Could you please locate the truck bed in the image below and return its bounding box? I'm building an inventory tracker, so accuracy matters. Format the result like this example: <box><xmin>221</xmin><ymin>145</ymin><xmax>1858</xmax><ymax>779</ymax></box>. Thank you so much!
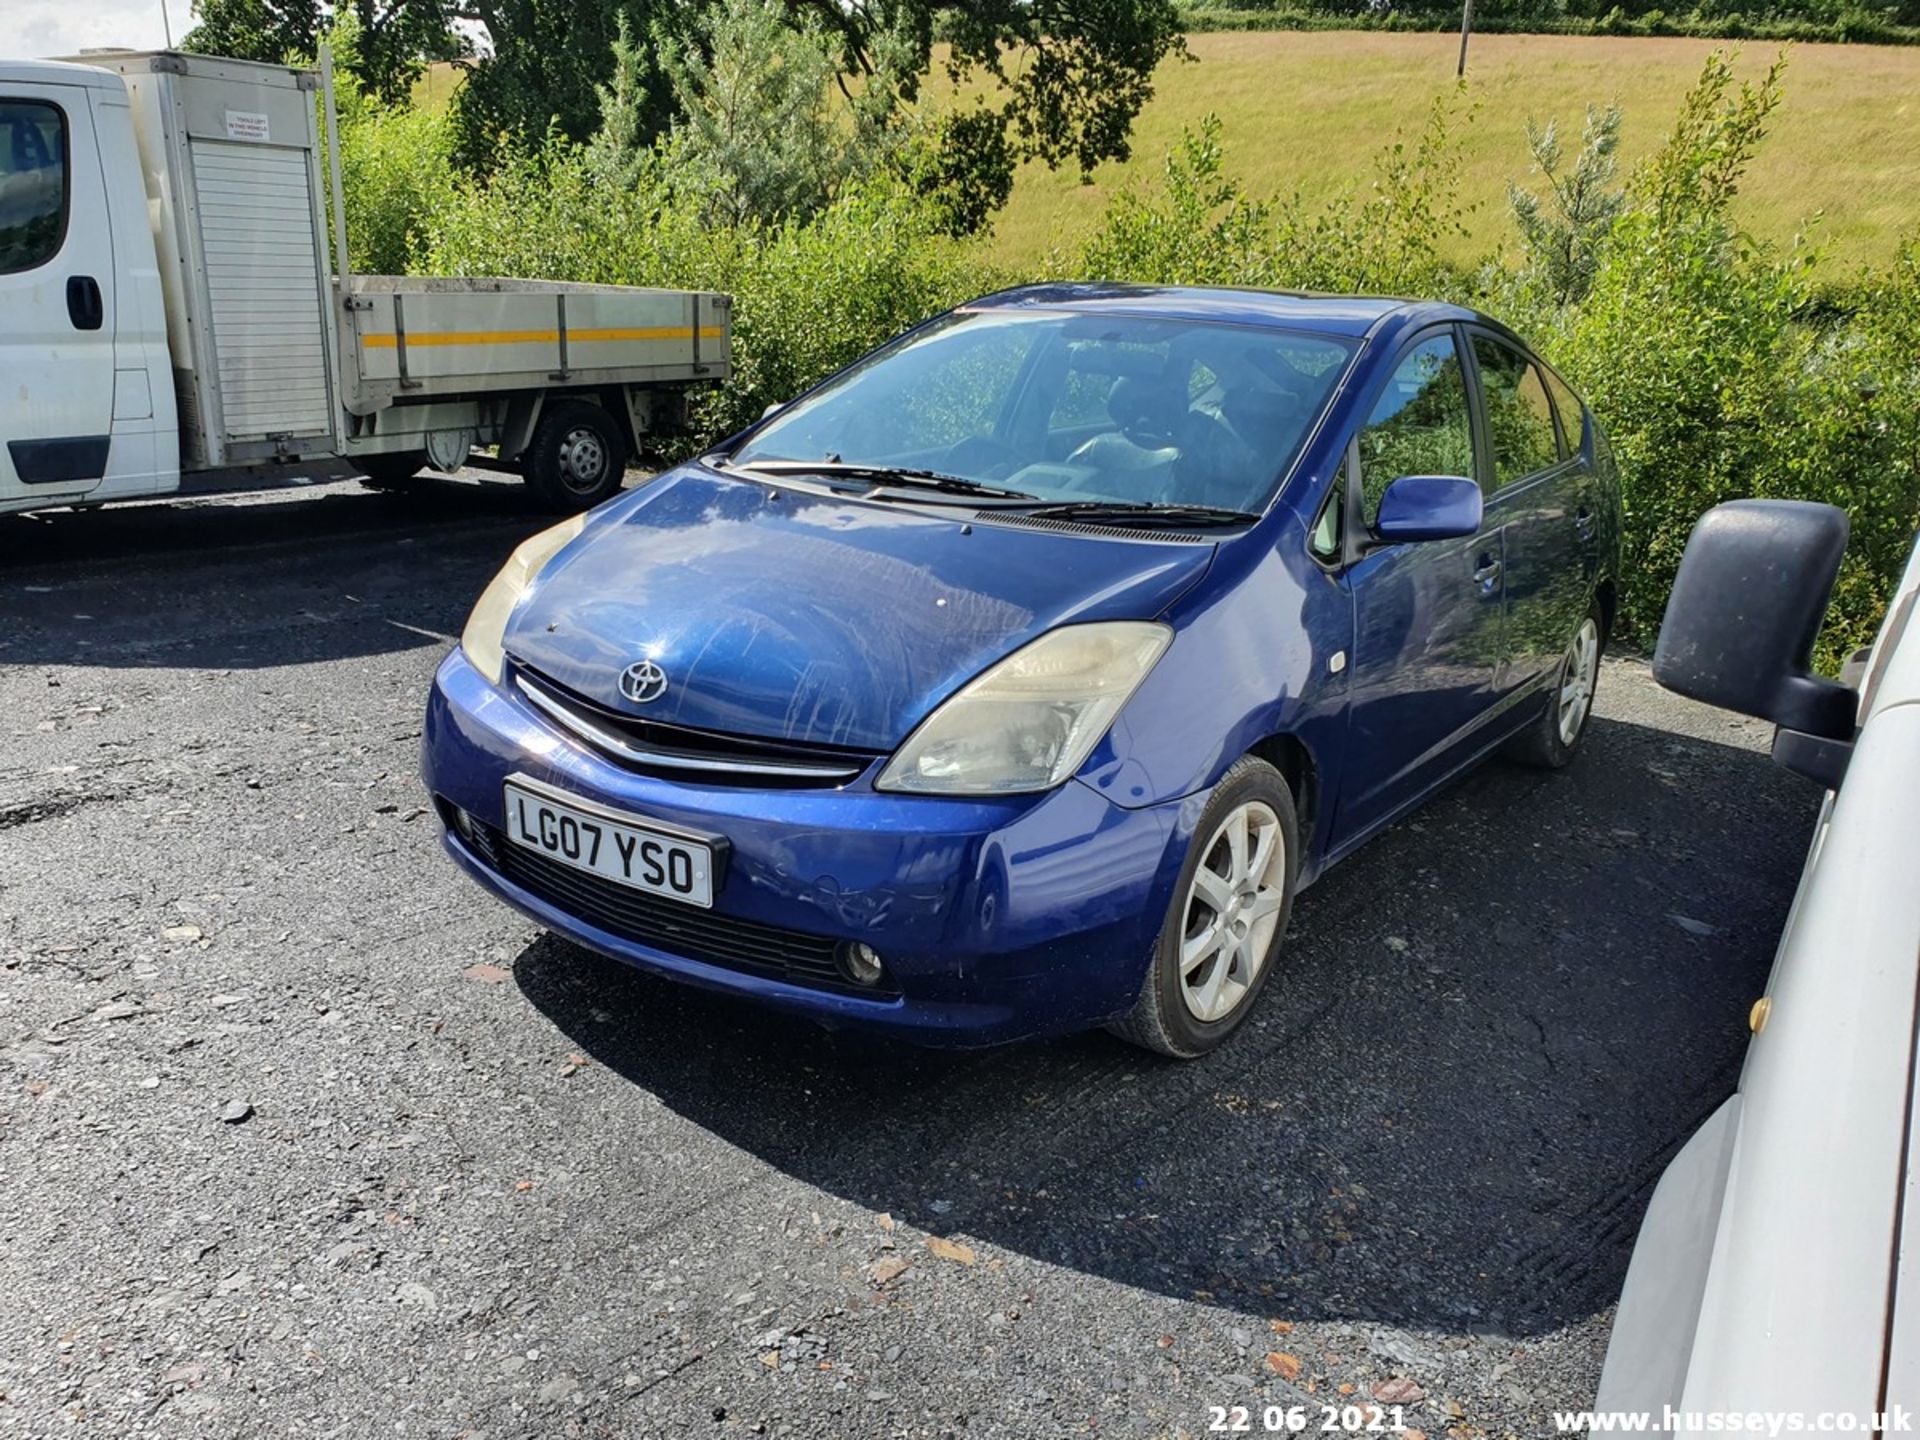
<box><xmin>337</xmin><ymin>276</ymin><xmax>730</xmax><ymax>416</ymax></box>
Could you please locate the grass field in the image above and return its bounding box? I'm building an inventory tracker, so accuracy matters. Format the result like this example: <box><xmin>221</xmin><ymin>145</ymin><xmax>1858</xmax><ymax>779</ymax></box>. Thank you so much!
<box><xmin>966</xmin><ymin>32</ymin><xmax>1920</xmax><ymax>274</ymax></box>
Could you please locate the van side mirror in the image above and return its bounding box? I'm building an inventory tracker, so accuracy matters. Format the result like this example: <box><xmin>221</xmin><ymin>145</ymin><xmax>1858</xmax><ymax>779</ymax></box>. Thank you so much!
<box><xmin>1653</xmin><ymin>499</ymin><xmax>1857</xmax><ymax>787</ymax></box>
<box><xmin>1373</xmin><ymin>475</ymin><xmax>1483</xmax><ymax>544</ymax></box>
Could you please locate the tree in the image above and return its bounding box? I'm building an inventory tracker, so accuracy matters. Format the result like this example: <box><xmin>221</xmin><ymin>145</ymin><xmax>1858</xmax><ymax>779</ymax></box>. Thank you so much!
<box><xmin>650</xmin><ymin>0</ymin><xmax>848</xmax><ymax>226</ymax></box>
<box><xmin>342</xmin><ymin>0</ymin><xmax>461</xmax><ymax>104</ymax></box>
<box><xmin>449</xmin><ymin>0</ymin><xmax>667</xmax><ymax>170</ymax></box>
<box><xmin>451</xmin><ymin>0</ymin><xmax>1185</xmax><ymax>213</ymax></box>
<box><xmin>183</xmin><ymin>0</ymin><xmax>322</xmax><ymax>63</ymax></box>
<box><xmin>588</xmin><ymin>13</ymin><xmax>673</xmax><ymax>191</ymax></box>
<box><xmin>1507</xmin><ymin>104</ymin><xmax>1625</xmax><ymax>306</ymax></box>
<box><xmin>183</xmin><ymin>0</ymin><xmax>457</xmax><ymax>106</ymax></box>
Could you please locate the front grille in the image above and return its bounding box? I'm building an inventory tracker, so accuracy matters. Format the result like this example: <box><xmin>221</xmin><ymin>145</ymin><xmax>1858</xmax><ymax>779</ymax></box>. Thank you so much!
<box><xmin>459</xmin><ymin>813</ymin><xmax>897</xmax><ymax>998</ymax></box>
<box><xmin>512</xmin><ymin>667</ymin><xmax>879</xmax><ymax>789</ymax></box>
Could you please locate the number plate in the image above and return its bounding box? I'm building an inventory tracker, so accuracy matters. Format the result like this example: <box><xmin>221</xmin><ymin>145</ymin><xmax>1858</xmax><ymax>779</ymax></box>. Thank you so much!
<box><xmin>502</xmin><ymin>780</ymin><xmax>715</xmax><ymax>908</ymax></box>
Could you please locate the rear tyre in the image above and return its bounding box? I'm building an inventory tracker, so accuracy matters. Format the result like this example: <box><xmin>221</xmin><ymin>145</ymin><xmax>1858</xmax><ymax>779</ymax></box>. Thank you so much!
<box><xmin>359</xmin><ymin>452</ymin><xmax>426</xmax><ymax>490</ymax></box>
<box><xmin>1504</xmin><ymin>601</ymin><xmax>1604</xmax><ymax>769</ymax></box>
<box><xmin>523</xmin><ymin>401</ymin><xmax>628</xmax><ymax>512</ymax></box>
<box><xmin>1109</xmin><ymin>755</ymin><xmax>1299</xmax><ymax>1059</ymax></box>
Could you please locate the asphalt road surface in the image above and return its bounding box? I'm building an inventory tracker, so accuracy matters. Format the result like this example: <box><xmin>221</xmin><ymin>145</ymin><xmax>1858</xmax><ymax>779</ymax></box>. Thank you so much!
<box><xmin>0</xmin><ymin>476</ymin><xmax>1821</xmax><ymax>1438</ymax></box>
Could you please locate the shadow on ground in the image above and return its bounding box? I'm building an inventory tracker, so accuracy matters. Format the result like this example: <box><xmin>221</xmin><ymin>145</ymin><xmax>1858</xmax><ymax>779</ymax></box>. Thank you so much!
<box><xmin>0</xmin><ymin>477</ymin><xmax>549</xmax><ymax>670</ymax></box>
<box><xmin>516</xmin><ymin>710</ymin><xmax>1815</xmax><ymax>1337</ymax></box>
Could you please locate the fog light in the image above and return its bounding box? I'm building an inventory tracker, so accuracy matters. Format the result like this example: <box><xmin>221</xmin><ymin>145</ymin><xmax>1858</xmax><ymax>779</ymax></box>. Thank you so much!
<box><xmin>836</xmin><ymin>941</ymin><xmax>886</xmax><ymax>988</ymax></box>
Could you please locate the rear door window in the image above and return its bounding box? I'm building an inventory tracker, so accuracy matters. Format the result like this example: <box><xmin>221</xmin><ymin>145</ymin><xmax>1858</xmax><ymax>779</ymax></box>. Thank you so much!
<box><xmin>1471</xmin><ymin>336</ymin><xmax>1562</xmax><ymax>488</ymax></box>
<box><xmin>0</xmin><ymin>100</ymin><xmax>68</xmax><ymax>273</ymax></box>
<box><xmin>1357</xmin><ymin>332</ymin><xmax>1478</xmax><ymax>526</ymax></box>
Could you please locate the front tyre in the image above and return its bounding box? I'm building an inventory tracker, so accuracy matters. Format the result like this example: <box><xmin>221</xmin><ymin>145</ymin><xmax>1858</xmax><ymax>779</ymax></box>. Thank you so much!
<box><xmin>523</xmin><ymin>400</ymin><xmax>629</xmax><ymax>512</ymax></box>
<box><xmin>1110</xmin><ymin>755</ymin><xmax>1299</xmax><ymax>1059</ymax></box>
<box><xmin>1505</xmin><ymin>602</ymin><xmax>1603</xmax><ymax>769</ymax></box>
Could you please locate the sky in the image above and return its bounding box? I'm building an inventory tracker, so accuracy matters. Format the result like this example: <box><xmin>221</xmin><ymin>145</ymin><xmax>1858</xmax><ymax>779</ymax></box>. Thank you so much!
<box><xmin>2</xmin><ymin>0</ymin><xmax>178</xmax><ymax>60</ymax></box>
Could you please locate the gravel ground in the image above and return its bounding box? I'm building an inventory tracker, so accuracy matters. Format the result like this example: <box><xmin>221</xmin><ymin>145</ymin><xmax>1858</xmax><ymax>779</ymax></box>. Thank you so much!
<box><xmin>0</xmin><ymin>475</ymin><xmax>1820</xmax><ymax>1439</ymax></box>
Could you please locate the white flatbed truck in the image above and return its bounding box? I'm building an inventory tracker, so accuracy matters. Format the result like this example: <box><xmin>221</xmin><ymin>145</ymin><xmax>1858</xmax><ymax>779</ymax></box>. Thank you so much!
<box><xmin>0</xmin><ymin>49</ymin><xmax>731</xmax><ymax>516</ymax></box>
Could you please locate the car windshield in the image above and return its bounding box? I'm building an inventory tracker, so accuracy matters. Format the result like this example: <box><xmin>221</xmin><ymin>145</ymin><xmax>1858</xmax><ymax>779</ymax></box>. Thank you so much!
<box><xmin>731</xmin><ymin>309</ymin><xmax>1357</xmax><ymax>515</ymax></box>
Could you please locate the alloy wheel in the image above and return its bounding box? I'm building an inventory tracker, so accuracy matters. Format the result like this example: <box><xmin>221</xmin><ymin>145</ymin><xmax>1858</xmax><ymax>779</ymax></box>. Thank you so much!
<box><xmin>1178</xmin><ymin>800</ymin><xmax>1287</xmax><ymax>1023</ymax></box>
<box><xmin>1558</xmin><ymin>616</ymin><xmax>1601</xmax><ymax>746</ymax></box>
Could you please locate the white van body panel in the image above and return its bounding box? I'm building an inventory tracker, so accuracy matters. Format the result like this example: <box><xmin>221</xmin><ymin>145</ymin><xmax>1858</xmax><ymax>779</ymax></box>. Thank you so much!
<box><xmin>1597</xmin><ymin>535</ymin><xmax>1920</xmax><ymax>1431</ymax></box>
<box><xmin>90</xmin><ymin>82</ymin><xmax>176</xmax><ymax>498</ymax></box>
<box><xmin>0</xmin><ymin>72</ymin><xmax>118</xmax><ymax>506</ymax></box>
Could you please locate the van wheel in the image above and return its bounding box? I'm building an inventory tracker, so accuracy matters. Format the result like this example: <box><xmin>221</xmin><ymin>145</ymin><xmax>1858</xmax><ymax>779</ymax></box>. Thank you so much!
<box><xmin>1109</xmin><ymin>755</ymin><xmax>1299</xmax><ymax>1059</ymax></box>
<box><xmin>1505</xmin><ymin>603</ymin><xmax>1604</xmax><ymax>768</ymax></box>
<box><xmin>524</xmin><ymin>401</ymin><xmax>628</xmax><ymax>512</ymax></box>
<box><xmin>359</xmin><ymin>452</ymin><xmax>425</xmax><ymax>490</ymax></box>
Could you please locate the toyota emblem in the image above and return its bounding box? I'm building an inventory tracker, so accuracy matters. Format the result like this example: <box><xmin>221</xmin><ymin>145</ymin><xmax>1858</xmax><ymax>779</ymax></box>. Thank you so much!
<box><xmin>619</xmin><ymin>659</ymin><xmax>668</xmax><ymax>705</ymax></box>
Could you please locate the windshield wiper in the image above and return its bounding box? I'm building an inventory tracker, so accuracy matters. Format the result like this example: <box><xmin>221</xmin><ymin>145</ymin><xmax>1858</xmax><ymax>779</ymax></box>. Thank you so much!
<box><xmin>728</xmin><ymin>459</ymin><xmax>1036</xmax><ymax>502</ymax></box>
<box><xmin>1015</xmin><ymin>500</ymin><xmax>1260</xmax><ymax>528</ymax></box>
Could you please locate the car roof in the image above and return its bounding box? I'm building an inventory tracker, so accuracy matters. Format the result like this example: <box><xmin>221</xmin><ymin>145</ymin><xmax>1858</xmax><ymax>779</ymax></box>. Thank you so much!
<box><xmin>963</xmin><ymin>282</ymin><xmax>1479</xmax><ymax>340</ymax></box>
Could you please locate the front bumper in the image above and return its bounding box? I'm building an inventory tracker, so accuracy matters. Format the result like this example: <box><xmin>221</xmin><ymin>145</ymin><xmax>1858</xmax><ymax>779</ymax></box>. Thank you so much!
<box><xmin>421</xmin><ymin>648</ymin><xmax>1201</xmax><ymax>1045</ymax></box>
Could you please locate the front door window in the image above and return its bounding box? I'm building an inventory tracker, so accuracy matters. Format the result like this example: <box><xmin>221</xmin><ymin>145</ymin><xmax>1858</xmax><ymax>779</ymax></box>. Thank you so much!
<box><xmin>1357</xmin><ymin>333</ymin><xmax>1478</xmax><ymax>526</ymax></box>
<box><xmin>0</xmin><ymin>100</ymin><xmax>68</xmax><ymax>274</ymax></box>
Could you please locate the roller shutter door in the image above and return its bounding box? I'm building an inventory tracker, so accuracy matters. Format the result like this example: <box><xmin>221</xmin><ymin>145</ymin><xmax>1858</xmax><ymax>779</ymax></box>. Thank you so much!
<box><xmin>190</xmin><ymin>141</ymin><xmax>332</xmax><ymax>443</ymax></box>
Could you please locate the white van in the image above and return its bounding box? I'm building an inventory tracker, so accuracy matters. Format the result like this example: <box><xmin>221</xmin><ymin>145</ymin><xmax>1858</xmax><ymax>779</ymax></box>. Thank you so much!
<box><xmin>0</xmin><ymin>50</ymin><xmax>730</xmax><ymax>515</ymax></box>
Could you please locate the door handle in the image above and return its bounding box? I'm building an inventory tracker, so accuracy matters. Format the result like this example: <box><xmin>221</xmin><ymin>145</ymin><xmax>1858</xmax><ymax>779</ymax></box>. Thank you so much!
<box><xmin>66</xmin><ymin>275</ymin><xmax>104</xmax><ymax>332</ymax></box>
<box><xmin>1573</xmin><ymin>507</ymin><xmax>1597</xmax><ymax>540</ymax></box>
<box><xmin>1472</xmin><ymin>555</ymin><xmax>1502</xmax><ymax>584</ymax></box>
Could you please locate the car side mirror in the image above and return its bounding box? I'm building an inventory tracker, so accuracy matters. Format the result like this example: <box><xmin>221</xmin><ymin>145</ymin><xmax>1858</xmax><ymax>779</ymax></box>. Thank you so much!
<box><xmin>1653</xmin><ymin>499</ymin><xmax>1857</xmax><ymax>787</ymax></box>
<box><xmin>1373</xmin><ymin>476</ymin><xmax>1483</xmax><ymax>544</ymax></box>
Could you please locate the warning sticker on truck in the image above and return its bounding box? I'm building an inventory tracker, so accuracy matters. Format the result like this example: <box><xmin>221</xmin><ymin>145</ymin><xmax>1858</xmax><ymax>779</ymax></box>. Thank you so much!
<box><xmin>224</xmin><ymin>110</ymin><xmax>270</xmax><ymax>142</ymax></box>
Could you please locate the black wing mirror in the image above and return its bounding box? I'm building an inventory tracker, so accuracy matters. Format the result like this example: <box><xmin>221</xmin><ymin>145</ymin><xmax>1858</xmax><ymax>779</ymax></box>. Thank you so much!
<box><xmin>1653</xmin><ymin>499</ymin><xmax>1856</xmax><ymax>787</ymax></box>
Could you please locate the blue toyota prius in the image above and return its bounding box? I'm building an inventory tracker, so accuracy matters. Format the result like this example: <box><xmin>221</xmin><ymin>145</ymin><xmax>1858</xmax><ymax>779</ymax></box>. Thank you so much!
<box><xmin>422</xmin><ymin>284</ymin><xmax>1620</xmax><ymax>1056</ymax></box>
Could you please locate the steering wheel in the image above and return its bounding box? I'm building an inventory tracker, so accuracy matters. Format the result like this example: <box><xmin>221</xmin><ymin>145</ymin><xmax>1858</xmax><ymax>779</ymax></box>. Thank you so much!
<box><xmin>1101</xmin><ymin>377</ymin><xmax>1182</xmax><ymax>452</ymax></box>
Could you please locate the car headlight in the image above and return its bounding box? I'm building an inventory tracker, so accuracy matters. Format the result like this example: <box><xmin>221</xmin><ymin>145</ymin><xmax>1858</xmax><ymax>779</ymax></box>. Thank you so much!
<box><xmin>875</xmin><ymin>622</ymin><xmax>1173</xmax><ymax>795</ymax></box>
<box><xmin>459</xmin><ymin>514</ymin><xmax>588</xmax><ymax>683</ymax></box>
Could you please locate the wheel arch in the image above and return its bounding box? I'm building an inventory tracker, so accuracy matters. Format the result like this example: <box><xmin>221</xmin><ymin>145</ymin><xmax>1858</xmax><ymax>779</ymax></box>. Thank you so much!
<box><xmin>500</xmin><ymin>390</ymin><xmax>627</xmax><ymax>466</ymax></box>
<box><xmin>1245</xmin><ymin>731</ymin><xmax>1320</xmax><ymax>853</ymax></box>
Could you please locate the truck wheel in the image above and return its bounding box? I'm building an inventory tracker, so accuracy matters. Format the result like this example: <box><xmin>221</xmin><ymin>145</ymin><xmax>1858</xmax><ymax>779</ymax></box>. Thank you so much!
<box><xmin>359</xmin><ymin>452</ymin><xmax>426</xmax><ymax>490</ymax></box>
<box><xmin>524</xmin><ymin>401</ymin><xmax>628</xmax><ymax>512</ymax></box>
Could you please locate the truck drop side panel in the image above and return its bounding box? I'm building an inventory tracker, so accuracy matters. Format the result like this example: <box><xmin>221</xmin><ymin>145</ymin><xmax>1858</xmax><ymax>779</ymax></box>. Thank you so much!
<box><xmin>339</xmin><ymin>277</ymin><xmax>730</xmax><ymax>412</ymax></box>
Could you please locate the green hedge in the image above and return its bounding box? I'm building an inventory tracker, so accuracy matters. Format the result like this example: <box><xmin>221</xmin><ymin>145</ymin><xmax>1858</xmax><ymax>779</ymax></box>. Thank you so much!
<box><xmin>1179</xmin><ymin>3</ymin><xmax>1920</xmax><ymax>42</ymax></box>
<box><xmin>1060</xmin><ymin>64</ymin><xmax>1920</xmax><ymax>665</ymax></box>
<box><xmin>413</xmin><ymin>146</ymin><xmax>1004</xmax><ymax>445</ymax></box>
<box><xmin>350</xmin><ymin>53</ymin><xmax>1918</xmax><ymax>665</ymax></box>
